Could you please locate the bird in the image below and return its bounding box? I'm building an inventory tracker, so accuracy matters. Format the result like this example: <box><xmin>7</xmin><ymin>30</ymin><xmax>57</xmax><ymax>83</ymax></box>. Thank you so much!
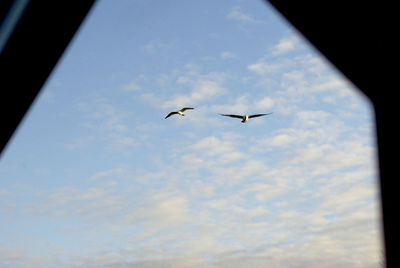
<box><xmin>219</xmin><ymin>112</ymin><xmax>272</xmax><ymax>123</ymax></box>
<box><xmin>165</xmin><ymin>107</ymin><xmax>194</xmax><ymax>119</ymax></box>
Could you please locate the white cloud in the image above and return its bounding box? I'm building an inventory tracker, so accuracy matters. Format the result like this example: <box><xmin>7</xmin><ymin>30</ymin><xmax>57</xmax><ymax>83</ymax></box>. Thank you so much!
<box><xmin>190</xmin><ymin>182</ymin><xmax>216</xmax><ymax>198</ymax></box>
<box><xmin>227</xmin><ymin>6</ymin><xmax>262</xmax><ymax>24</ymax></box>
<box><xmin>272</xmin><ymin>36</ymin><xmax>299</xmax><ymax>55</ymax></box>
<box><xmin>143</xmin><ymin>39</ymin><xmax>173</xmax><ymax>54</ymax></box>
<box><xmin>2</xmin><ymin>125</ymin><xmax>381</xmax><ymax>266</ymax></box>
<box><xmin>0</xmin><ymin>247</ymin><xmax>40</xmax><ymax>267</ymax></box>
<box><xmin>282</xmin><ymin>69</ymin><xmax>305</xmax><ymax>82</ymax></box>
<box><xmin>220</xmin><ymin>51</ymin><xmax>236</xmax><ymax>59</ymax></box>
<box><xmin>270</xmin><ymin>133</ymin><xmax>296</xmax><ymax>147</ymax></box>
<box><xmin>210</xmin><ymin>95</ymin><xmax>250</xmax><ymax>115</ymax></box>
<box><xmin>107</xmin><ymin>133</ymin><xmax>138</xmax><ymax>151</ymax></box>
<box><xmin>64</xmin><ymin>136</ymin><xmax>95</xmax><ymax>150</ymax></box>
<box><xmin>254</xmin><ymin>96</ymin><xmax>274</xmax><ymax>110</ymax></box>
<box><xmin>136</xmin><ymin>68</ymin><xmax>227</xmax><ymax>115</ymax></box>
<box><xmin>186</xmin><ymin>134</ymin><xmax>245</xmax><ymax>164</ymax></box>
<box><xmin>295</xmin><ymin>110</ymin><xmax>331</xmax><ymax>127</ymax></box>
<box><xmin>248</xmin><ymin>58</ymin><xmax>294</xmax><ymax>75</ymax></box>
<box><xmin>247</xmin><ymin>42</ymin><xmax>361</xmax><ymax>112</ymax></box>
<box><xmin>163</xmin><ymin>71</ymin><xmax>226</xmax><ymax>109</ymax></box>
<box><xmin>242</xmin><ymin>178</ymin><xmax>288</xmax><ymax>201</ymax></box>
<box><xmin>139</xmin><ymin>92</ymin><xmax>160</xmax><ymax>107</ymax></box>
<box><xmin>121</xmin><ymin>81</ymin><xmax>141</xmax><ymax>92</ymax></box>
<box><xmin>18</xmin><ymin>186</ymin><xmax>127</xmax><ymax>220</ymax></box>
<box><xmin>0</xmin><ymin>189</ymin><xmax>11</xmax><ymax>197</ymax></box>
<box><xmin>88</xmin><ymin>166</ymin><xmax>127</xmax><ymax>181</ymax></box>
<box><xmin>71</xmin><ymin>97</ymin><xmax>141</xmax><ymax>153</ymax></box>
<box><xmin>125</xmin><ymin>191</ymin><xmax>190</xmax><ymax>227</ymax></box>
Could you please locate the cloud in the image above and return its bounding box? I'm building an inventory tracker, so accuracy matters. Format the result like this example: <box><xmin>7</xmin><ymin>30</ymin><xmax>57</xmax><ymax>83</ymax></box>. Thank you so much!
<box><xmin>121</xmin><ymin>81</ymin><xmax>141</xmax><ymax>92</ymax></box>
<box><xmin>70</xmin><ymin>97</ymin><xmax>141</xmax><ymax>153</ymax></box>
<box><xmin>107</xmin><ymin>133</ymin><xmax>138</xmax><ymax>151</ymax></box>
<box><xmin>16</xmin><ymin>185</ymin><xmax>129</xmax><ymax>221</ymax></box>
<box><xmin>163</xmin><ymin>71</ymin><xmax>226</xmax><ymax>109</ymax></box>
<box><xmin>272</xmin><ymin>36</ymin><xmax>299</xmax><ymax>55</ymax></box>
<box><xmin>295</xmin><ymin>110</ymin><xmax>331</xmax><ymax>127</ymax></box>
<box><xmin>0</xmin><ymin>189</ymin><xmax>10</xmax><ymax>197</ymax></box>
<box><xmin>64</xmin><ymin>136</ymin><xmax>95</xmax><ymax>150</ymax></box>
<box><xmin>220</xmin><ymin>51</ymin><xmax>236</xmax><ymax>59</ymax></box>
<box><xmin>125</xmin><ymin>191</ymin><xmax>190</xmax><ymax>227</ymax></box>
<box><xmin>143</xmin><ymin>39</ymin><xmax>173</xmax><ymax>54</ymax></box>
<box><xmin>227</xmin><ymin>6</ymin><xmax>262</xmax><ymax>24</ymax></box>
<box><xmin>210</xmin><ymin>95</ymin><xmax>250</xmax><ymax>115</ymax></box>
<box><xmin>1</xmin><ymin>120</ymin><xmax>381</xmax><ymax>267</ymax></box>
<box><xmin>246</xmin><ymin>42</ymin><xmax>366</xmax><ymax>119</ymax></box>
<box><xmin>269</xmin><ymin>133</ymin><xmax>296</xmax><ymax>147</ymax></box>
<box><xmin>88</xmin><ymin>166</ymin><xmax>127</xmax><ymax>181</ymax></box>
<box><xmin>248</xmin><ymin>58</ymin><xmax>295</xmax><ymax>75</ymax></box>
<box><xmin>137</xmin><ymin>68</ymin><xmax>228</xmax><ymax>115</ymax></box>
<box><xmin>185</xmin><ymin>134</ymin><xmax>245</xmax><ymax>165</ymax></box>
<box><xmin>190</xmin><ymin>182</ymin><xmax>216</xmax><ymax>198</ymax></box>
<box><xmin>254</xmin><ymin>96</ymin><xmax>274</xmax><ymax>110</ymax></box>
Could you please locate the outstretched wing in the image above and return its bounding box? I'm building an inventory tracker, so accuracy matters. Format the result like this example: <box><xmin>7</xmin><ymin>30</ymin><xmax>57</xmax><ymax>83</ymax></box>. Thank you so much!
<box><xmin>180</xmin><ymin>107</ymin><xmax>194</xmax><ymax>112</ymax></box>
<box><xmin>248</xmin><ymin>112</ymin><xmax>272</xmax><ymax>118</ymax></box>
<box><xmin>219</xmin><ymin>114</ymin><xmax>244</xmax><ymax>119</ymax></box>
<box><xmin>165</xmin><ymin>111</ymin><xmax>178</xmax><ymax>119</ymax></box>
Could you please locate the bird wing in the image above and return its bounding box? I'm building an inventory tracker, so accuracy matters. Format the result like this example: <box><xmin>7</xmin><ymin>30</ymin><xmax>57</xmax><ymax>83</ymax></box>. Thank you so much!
<box><xmin>219</xmin><ymin>114</ymin><xmax>244</xmax><ymax>119</ymax></box>
<box><xmin>180</xmin><ymin>107</ymin><xmax>194</xmax><ymax>112</ymax></box>
<box><xmin>165</xmin><ymin>111</ymin><xmax>178</xmax><ymax>119</ymax></box>
<box><xmin>248</xmin><ymin>112</ymin><xmax>272</xmax><ymax>118</ymax></box>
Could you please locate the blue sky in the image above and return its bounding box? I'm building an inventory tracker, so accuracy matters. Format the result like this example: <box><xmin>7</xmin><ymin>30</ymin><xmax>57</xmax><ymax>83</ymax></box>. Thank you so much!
<box><xmin>0</xmin><ymin>0</ymin><xmax>383</xmax><ymax>267</ymax></box>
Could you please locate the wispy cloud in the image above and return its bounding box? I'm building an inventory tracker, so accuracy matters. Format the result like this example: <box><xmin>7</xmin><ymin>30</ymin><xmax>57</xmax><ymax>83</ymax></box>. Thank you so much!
<box><xmin>186</xmin><ymin>134</ymin><xmax>246</xmax><ymax>164</ymax></box>
<box><xmin>248</xmin><ymin>58</ymin><xmax>295</xmax><ymax>75</ymax></box>
<box><xmin>125</xmin><ymin>191</ymin><xmax>190</xmax><ymax>227</ymax></box>
<box><xmin>254</xmin><ymin>96</ymin><xmax>274</xmax><ymax>110</ymax></box>
<box><xmin>70</xmin><ymin>97</ymin><xmax>138</xmax><ymax>152</ymax></box>
<box><xmin>64</xmin><ymin>136</ymin><xmax>95</xmax><ymax>150</ymax></box>
<box><xmin>220</xmin><ymin>51</ymin><xmax>236</xmax><ymax>59</ymax></box>
<box><xmin>121</xmin><ymin>81</ymin><xmax>141</xmax><ymax>92</ymax></box>
<box><xmin>139</xmin><ymin>69</ymin><xmax>227</xmax><ymax>114</ymax></box>
<box><xmin>143</xmin><ymin>39</ymin><xmax>174</xmax><ymax>54</ymax></box>
<box><xmin>272</xmin><ymin>35</ymin><xmax>299</xmax><ymax>55</ymax></box>
<box><xmin>227</xmin><ymin>6</ymin><xmax>263</xmax><ymax>24</ymax></box>
<box><xmin>1</xmin><ymin>116</ymin><xmax>380</xmax><ymax>265</ymax></box>
<box><xmin>166</xmin><ymin>72</ymin><xmax>226</xmax><ymax>108</ymax></box>
<box><xmin>88</xmin><ymin>166</ymin><xmax>127</xmax><ymax>181</ymax></box>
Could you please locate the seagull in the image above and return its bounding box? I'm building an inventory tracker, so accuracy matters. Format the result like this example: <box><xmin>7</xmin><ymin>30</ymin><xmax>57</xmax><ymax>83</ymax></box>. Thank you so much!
<box><xmin>165</xmin><ymin>107</ymin><xmax>194</xmax><ymax>119</ymax></box>
<box><xmin>219</xmin><ymin>112</ymin><xmax>272</xmax><ymax>123</ymax></box>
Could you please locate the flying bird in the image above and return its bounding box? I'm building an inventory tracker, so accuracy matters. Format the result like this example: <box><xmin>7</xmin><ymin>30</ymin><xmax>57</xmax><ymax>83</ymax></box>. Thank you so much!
<box><xmin>219</xmin><ymin>112</ymin><xmax>272</xmax><ymax>123</ymax></box>
<box><xmin>165</xmin><ymin>107</ymin><xmax>194</xmax><ymax>119</ymax></box>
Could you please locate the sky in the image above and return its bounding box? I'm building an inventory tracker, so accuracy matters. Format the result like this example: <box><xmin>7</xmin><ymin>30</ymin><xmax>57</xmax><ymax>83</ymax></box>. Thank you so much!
<box><xmin>0</xmin><ymin>0</ymin><xmax>384</xmax><ymax>267</ymax></box>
